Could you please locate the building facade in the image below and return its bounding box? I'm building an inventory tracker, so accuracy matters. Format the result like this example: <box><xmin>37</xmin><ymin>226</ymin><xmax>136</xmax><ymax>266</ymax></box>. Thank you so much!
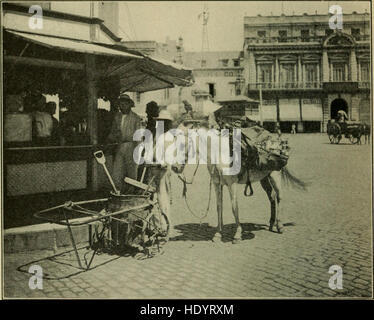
<box><xmin>182</xmin><ymin>51</ymin><xmax>244</xmax><ymax>101</ymax></box>
<box><xmin>243</xmin><ymin>12</ymin><xmax>371</xmax><ymax>132</ymax></box>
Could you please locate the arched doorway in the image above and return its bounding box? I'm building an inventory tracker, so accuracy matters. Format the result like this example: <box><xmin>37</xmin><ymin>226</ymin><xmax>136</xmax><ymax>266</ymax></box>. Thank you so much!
<box><xmin>330</xmin><ymin>98</ymin><xmax>348</xmax><ymax>120</ymax></box>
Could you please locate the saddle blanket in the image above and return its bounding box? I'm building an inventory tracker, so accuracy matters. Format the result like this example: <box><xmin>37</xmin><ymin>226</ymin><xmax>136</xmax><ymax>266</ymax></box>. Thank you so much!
<box><xmin>240</xmin><ymin>126</ymin><xmax>289</xmax><ymax>172</ymax></box>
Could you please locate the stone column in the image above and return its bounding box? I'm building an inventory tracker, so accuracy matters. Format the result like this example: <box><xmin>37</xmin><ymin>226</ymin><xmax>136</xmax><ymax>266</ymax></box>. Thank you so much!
<box><xmin>344</xmin><ymin>64</ymin><xmax>348</xmax><ymax>81</ymax></box>
<box><xmin>322</xmin><ymin>49</ymin><xmax>329</xmax><ymax>82</ymax></box>
<box><xmin>317</xmin><ymin>63</ymin><xmax>320</xmax><ymax>84</ymax></box>
<box><xmin>329</xmin><ymin>62</ymin><xmax>332</xmax><ymax>81</ymax></box>
<box><xmin>248</xmin><ymin>50</ymin><xmax>256</xmax><ymax>85</ymax></box>
<box><xmin>298</xmin><ymin>55</ymin><xmax>302</xmax><ymax>86</ymax></box>
<box><xmin>350</xmin><ymin>49</ymin><xmax>358</xmax><ymax>82</ymax></box>
<box><xmin>358</xmin><ymin>61</ymin><xmax>361</xmax><ymax>81</ymax></box>
<box><xmin>275</xmin><ymin>56</ymin><xmax>279</xmax><ymax>86</ymax></box>
<box><xmin>303</xmin><ymin>64</ymin><xmax>306</xmax><ymax>83</ymax></box>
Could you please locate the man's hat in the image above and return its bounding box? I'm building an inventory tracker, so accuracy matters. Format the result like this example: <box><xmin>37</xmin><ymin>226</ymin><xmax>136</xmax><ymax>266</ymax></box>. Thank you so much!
<box><xmin>156</xmin><ymin>109</ymin><xmax>174</xmax><ymax>121</ymax></box>
<box><xmin>118</xmin><ymin>93</ymin><xmax>133</xmax><ymax>101</ymax></box>
<box><xmin>118</xmin><ymin>93</ymin><xmax>135</xmax><ymax>107</ymax></box>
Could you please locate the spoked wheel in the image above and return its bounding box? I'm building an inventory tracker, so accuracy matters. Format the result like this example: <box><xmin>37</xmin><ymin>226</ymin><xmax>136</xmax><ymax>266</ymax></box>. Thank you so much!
<box><xmin>328</xmin><ymin>134</ymin><xmax>336</xmax><ymax>144</ymax></box>
<box><xmin>349</xmin><ymin>135</ymin><xmax>360</xmax><ymax>144</ymax></box>
<box><xmin>329</xmin><ymin>134</ymin><xmax>341</xmax><ymax>144</ymax></box>
<box><xmin>135</xmin><ymin>211</ymin><xmax>170</xmax><ymax>260</ymax></box>
<box><xmin>335</xmin><ymin>135</ymin><xmax>342</xmax><ymax>144</ymax></box>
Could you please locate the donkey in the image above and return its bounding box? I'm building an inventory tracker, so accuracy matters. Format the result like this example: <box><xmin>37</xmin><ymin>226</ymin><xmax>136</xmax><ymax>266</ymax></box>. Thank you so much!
<box><xmin>173</xmin><ymin>124</ymin><xmax>307</xmax><ymax>243</ymax></box>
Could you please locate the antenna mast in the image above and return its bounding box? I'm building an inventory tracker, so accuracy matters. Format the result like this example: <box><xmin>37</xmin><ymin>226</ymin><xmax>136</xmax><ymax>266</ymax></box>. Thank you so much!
<box><xmin>198</xmin><ymin>3</ymin><xmax>209</xmax><ymax>67</ymax></box>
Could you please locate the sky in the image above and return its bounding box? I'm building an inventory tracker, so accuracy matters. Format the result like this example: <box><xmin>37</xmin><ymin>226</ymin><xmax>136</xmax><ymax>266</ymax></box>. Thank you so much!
<box><xmin>118</xmin><ymin>1</ymin><xmax>371</xmax><ymax>52</ymax></box>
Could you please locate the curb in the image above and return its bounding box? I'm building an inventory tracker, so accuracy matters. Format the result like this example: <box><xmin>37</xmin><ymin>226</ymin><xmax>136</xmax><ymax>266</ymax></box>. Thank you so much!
<box><xmin>4</xmin><ymin>217</ymin><xmax>102</xmax><ymax>253</ymax></box>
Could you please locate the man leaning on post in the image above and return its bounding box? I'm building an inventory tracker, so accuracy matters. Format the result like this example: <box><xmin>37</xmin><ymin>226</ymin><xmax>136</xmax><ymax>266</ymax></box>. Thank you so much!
<box><xmin>107</xmin><ymin>93</ymin><xmax>142</xmax><ymax>194</ymax></box>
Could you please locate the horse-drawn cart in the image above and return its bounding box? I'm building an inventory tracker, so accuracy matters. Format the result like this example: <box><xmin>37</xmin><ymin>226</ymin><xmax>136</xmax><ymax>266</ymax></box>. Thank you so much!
<box><xmin>327</xmin><ymin>121</ymin><xmax>364</xmax><ymax>144</ymax></box>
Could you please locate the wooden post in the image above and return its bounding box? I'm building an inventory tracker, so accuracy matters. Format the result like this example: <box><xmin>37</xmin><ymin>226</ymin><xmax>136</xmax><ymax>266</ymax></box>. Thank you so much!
<box><xmin>86</xmin><ymin>54</ymin><xmax>99</xmax><ymax>191</ymax></box>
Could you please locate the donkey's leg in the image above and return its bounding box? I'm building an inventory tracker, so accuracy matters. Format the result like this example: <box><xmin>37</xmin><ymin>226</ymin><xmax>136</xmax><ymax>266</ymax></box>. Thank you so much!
<box><xmin>157</xmin><ymin>169</ymin><xmax>172</xmax><ymax>234</ymax></box>
<box><xmin>228</xmin><ymin>182</ymin><xmax>242</xmax><ymax>243</ymax></box>
<box><xmin>269</xmin><ymin>171</ymin><xmax>283</xmax><ymax>233</ymax></box>
<box><xmin>260</xmin><ymin>177</ymin><xmax>276</xmax><ymax>232</ymax></box>
<box><xmin>212</xmin><ymin>182</ymin><xmax>223</xmax><ymax>242</ymax></box>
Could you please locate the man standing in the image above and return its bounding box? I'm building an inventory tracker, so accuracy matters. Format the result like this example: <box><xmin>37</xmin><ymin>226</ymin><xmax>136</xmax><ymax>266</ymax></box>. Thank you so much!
<box><xmin>145</xmin><ymin>100</ymin><xmax>159</xmax><ymax>137</ymax></box>
<box><xmin>107</xmin><ymin>93</ymin><xmax>142</xmax><ymax>193</ymax></box>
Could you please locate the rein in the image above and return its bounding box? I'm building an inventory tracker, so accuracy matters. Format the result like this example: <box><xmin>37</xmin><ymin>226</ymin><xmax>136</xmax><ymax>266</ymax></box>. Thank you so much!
<box><xmin>177</xmin><ymin>161</ymin><xmax>212</xmax><ymax>224</ymax></box>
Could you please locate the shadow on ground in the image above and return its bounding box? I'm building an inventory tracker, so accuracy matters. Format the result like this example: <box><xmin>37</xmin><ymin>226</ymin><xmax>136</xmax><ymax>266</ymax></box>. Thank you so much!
<box><xmin>170</xmin><ymin>222</ymin><xmax>272</xmax><ymax>243</ymax></box>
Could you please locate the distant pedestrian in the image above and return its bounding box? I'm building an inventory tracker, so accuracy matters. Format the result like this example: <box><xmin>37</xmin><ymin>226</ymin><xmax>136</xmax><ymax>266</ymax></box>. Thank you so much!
<box><xmin>291</xmin><ymin>123</ymin><xmax>297</xmax><ymax>134</ymax></box>
<box><xmin>275</xmin><ymin>122</ymin><xmax>281</xmax><ymax>138</ymax></box>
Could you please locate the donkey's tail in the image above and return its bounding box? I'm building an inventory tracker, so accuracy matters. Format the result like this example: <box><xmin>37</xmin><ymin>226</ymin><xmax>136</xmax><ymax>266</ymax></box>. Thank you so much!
<box><xmin>281</xmin><ymin>167</ymin><xmax>308</xmax><ymax>191</ymax></box>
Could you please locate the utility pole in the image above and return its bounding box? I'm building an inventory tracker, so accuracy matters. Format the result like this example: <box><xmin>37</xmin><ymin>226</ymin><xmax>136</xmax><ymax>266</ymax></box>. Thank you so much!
<box><xmin>198</xmin><ymin>3</ymin><xmax>209</xmax><ymax>67</ymax></box>
<box><xmin>259</xmin><ymin>84</ymin><xmax>263</xmax><ymax>126</ymax></box>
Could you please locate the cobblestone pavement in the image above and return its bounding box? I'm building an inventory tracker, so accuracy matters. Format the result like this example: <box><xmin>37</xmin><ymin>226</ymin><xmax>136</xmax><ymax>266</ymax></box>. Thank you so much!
<box><xmin>3</xmin><ymin>134</ymin><xmax>373</xmax><ymax>299</ymax></box>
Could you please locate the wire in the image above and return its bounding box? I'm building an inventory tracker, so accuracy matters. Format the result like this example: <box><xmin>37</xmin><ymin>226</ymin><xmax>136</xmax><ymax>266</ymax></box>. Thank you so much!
<box><xmin>118</xmin><ymin>24</ymin><xmax>133</xmax><ymax>41</ymax></box>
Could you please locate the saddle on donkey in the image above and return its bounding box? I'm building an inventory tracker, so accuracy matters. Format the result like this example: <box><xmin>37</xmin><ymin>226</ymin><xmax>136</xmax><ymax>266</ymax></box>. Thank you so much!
<box><xmin>238</xmin><ymin>126</ymin><xmax>290</xmax><ymax>196</ymax></box>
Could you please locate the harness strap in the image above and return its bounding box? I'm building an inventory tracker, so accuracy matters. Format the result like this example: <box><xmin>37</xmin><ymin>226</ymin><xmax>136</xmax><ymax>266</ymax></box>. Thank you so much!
<box><xmin>244</xmin><ymin>167</ymin><xmax>254</xmax><ymax>197</ymax></box>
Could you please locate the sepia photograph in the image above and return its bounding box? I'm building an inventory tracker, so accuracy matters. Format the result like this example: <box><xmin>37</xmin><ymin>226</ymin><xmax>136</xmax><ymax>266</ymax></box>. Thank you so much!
<box><xmin>1</xmin><ymin>0</ymin><xmax>372</xmax><ymax>301</ymax></box>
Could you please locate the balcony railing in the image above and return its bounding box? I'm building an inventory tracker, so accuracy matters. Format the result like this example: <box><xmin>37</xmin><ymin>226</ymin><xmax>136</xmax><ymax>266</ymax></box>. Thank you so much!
<box><xmin>245</xmin><ymin>34</ymin><xmax>370</xmax><ymax>45</ymax></box>
<box><xmin>246</xmin><ymin>36</ymin><xmax>324</xmax><ymax>44</ymax></box>
<box><xmin>358</xmin><ymin>81</ymin><xmax>371</xmax><ymax>89</ymax></box>
<box><xmin>248</xmin><ymin>82</ymin><xmax>322</xmax><ymax>90</ymax></box>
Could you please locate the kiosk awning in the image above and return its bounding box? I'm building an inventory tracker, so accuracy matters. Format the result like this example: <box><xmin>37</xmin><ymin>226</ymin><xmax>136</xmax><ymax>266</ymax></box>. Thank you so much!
<box><xmin>6</xmin><ymin>30</ymin><xmax>142</xmax><ymax>59</ymax></box>
<box><xmin>5</xmin><ymin>29</ymin><xmax>194</xmax><ymax>93</ymax></box>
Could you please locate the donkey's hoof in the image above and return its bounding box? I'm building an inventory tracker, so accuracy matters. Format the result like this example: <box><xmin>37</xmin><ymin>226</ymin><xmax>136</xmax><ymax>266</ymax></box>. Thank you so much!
<box><xmin>212</xmin><ymin>233</ymin><xmax>222</xmax><ymax>243</ymax></box>
<box><xmin>276</xmin><ymin>224</ymin><xmax>284</xmax><ymax>234</ymax></box>
<box><xmin>269</xmin><ymin>225</ymin><xmax>274</xmax><ymax>232</ymax></box>
<box><xmin>277</xmin><ymin>227</ymin><xmax>284</xmax><ymax>234</ymax></box>
<box><xmin>232</xmin><ymin>238</ymin><xmax>241</xmax><ymax>244</ymax></box>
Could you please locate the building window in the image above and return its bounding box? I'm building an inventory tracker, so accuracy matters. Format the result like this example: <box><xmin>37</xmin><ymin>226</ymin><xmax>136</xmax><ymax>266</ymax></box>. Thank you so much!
<box><xmin>360</xmin><ymin>62</ymin><xmax>370</xmax><ymax>81</ymax></box>
<box><xmin>233</xmin><ymin>59</ymin><xmax>240</xmax><ymax>67</ymax></box>
<box><xmin>258</xmin><ymin>64</ymin><xmax>273</xmax><ymax>85</ymax></box>
<box><xmin>220</xmin><ymin>59</ymin><xmax>229</xmax><ymax>67</ymax></box>
<box><xmin>351</xmin><ymin>28</ymin><xmax>361</xmax><ymax>40</ymax></box>
<box><xmin>332</xmin><ymin>63</ymin><xmax>346</xmax><ymax>82</ymax></box>
<box><xmin>257</xmin><ymin>30</ymin><xmax>266</xmax><ymax>38</ymax></box>
<box><xmin>280</xmin><ymin>63</ymin><xmax>295</xmax><ymax>86</ymax></box>
<box><xmin>325</xmin><ymin>29</ymin><xmax>333</xmax><ymax>37</ymax></box>
<box><xmin>136</xmin><ymin>92</ymin><xmax>141</xmax><ymax>103</ymax></box>
<box><xmin>278</xmin><ymin>30</ymin><xmax>287</xmax><ymax>42</ymax></box>
<box><xmin>301</xmin><ymin>29</ymin><xmax>309</xmax><ymax>42</ymax></box>
<box><xmin>208</xmin><ymin>83</ymin><xmax>215</xmax><ymax>98</ymax></box>
<box><xmin>305</xmin><ymin>64</ymin><xmax>318</xmax><ymax>87</ymax></box>
<box><xmin>200</xmin><ymin>60</ymin><xmax>207</xmax><ymax>67</ymax></box>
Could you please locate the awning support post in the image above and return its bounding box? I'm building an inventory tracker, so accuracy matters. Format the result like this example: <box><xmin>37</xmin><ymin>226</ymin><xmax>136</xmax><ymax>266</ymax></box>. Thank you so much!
<box><xmin>86</xmin><ymin>54</ymin><xmax>99</xmax><ymax>192</ymax></box>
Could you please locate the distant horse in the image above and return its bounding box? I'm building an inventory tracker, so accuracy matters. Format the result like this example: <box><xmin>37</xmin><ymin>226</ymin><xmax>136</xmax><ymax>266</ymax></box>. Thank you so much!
<box><xmin>173</xmin><ymin>125</ymin><xmax>307</xmax><ymax>243</ymax></box>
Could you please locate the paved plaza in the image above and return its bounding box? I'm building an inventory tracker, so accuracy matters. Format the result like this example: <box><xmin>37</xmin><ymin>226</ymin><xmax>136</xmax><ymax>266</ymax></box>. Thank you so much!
<box><xmin>3</xmin><ymin>134</ymin><xmax>373</xmax><ymax>298</ymax></box>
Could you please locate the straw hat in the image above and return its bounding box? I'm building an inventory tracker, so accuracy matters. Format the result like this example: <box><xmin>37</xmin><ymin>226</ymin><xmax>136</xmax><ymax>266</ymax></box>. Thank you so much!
<box><xmin>156</xmin><ymin>109</ymin><xmax>174</xmax><ymax>121</ymax></box>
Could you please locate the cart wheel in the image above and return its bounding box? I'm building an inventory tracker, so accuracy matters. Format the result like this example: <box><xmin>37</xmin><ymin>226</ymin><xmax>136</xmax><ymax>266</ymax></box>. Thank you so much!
<box><xmin>328</xmin><ymin>134</ymin><xmax>335</xmax><ymax>144</ymax></box>
<box><xmin>349</xmin><ymin>135</ymin><xmax>359</xmax><ymax>144</ymax></box>
<box><xmin>335</xmin><ymin>135</ymin><xmax>342</xmax><ymax>144</ymax></box>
